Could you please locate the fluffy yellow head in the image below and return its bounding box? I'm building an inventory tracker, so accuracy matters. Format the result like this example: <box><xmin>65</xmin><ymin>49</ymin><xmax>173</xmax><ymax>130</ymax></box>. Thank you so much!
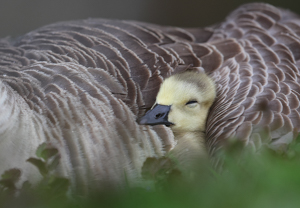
<box><xmin>156</xmin><ymin>71</ymin><xmax>216</xmax><ymax>132</ymax></box>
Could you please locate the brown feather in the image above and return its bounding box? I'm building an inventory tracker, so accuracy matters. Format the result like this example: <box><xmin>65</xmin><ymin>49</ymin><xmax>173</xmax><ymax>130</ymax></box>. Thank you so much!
<box><xmin>1</xmin><ymin>2</ymin><xmax>300</xmax><ymax>194</ymax></box>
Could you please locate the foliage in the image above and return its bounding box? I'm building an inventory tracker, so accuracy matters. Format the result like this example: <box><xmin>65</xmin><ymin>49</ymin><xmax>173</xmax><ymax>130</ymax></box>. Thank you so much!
<box><xmin>2</xmin><ymin>139</ymin><xmax>300</xmax><ymax>207</ymax></box>
<box><xmin>0</xmin><ymin>143</ymin><xmax>70</xmax><ymax>207</ymax></box>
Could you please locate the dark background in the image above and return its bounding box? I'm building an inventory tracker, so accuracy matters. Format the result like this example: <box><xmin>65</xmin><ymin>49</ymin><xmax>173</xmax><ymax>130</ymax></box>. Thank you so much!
<box><xmin>1</xmin><ymin>0</ymin><xmax>299</xmax><ymax>38</ymax></box>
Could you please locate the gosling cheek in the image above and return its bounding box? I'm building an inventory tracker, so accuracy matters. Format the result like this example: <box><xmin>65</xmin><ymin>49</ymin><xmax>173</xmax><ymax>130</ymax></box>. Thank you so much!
<box><xmin>167</xmin><ymin>110</ymin><xmax>184</xmax><ymax>128</ymax></box>
<box><xmin>167</xmin><ymin>111</ymin><xmax>175</xmax><ymax>125</ymax></box>
<box><xmin>168</xmin><ymin>111</ymin><xmax>186</xmax><ymax>129</ymax></box>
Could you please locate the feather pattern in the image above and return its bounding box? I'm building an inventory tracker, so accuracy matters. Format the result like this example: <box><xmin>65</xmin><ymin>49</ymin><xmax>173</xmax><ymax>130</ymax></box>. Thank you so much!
<box><xmin>0</xmin><ymin>3</ymin><xmax>300</xmax><ymax>193</ymax></box>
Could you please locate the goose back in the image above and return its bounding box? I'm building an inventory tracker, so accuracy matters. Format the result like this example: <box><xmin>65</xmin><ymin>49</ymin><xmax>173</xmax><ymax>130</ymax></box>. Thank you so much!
<box><xmin>205</xmin><ymin>3</ymin><xmax>300</xmax><ymax>155</ymax></box>
<box><xmin>0</xmin><ymin>3</ymin><xmax>300</xmax><ymax>193</ymax></box>
<box><xmin>0</xmin><ymin>17</ymin><xmax>212</xmax><ymax>193</ymax></box>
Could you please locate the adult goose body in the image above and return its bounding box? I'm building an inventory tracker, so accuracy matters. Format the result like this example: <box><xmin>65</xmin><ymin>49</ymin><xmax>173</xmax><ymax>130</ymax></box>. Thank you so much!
<box><xmin>0</xmin><ymin>3</ymin><xmax>300</xmax><ymax>193</ymax></box>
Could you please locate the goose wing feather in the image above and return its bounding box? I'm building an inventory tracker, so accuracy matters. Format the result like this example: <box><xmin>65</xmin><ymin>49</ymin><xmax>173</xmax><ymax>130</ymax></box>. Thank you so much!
<box><xmin>205</xmin><ymin>3</ymin><xmax>300</xmax><ymax>154</ymax></box>
<box><xmin>1</xmin><ymin>3</ymin><xmax>300</xmax><ymax>192</ymax></box>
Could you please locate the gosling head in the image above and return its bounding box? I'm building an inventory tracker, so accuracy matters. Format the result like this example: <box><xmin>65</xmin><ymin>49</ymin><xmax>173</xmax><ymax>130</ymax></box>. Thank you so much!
<box><xmin>139</xmin><ymin>71</ymin><xmax>216</xmax><ymax>133</ymax></box>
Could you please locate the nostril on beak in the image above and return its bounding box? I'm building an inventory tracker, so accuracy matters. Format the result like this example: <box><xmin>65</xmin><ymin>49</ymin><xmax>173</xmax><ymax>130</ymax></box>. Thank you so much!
<box><xmin>138</xmin><ymin>104</ymin><xmax>172</xmax><ymax>126</ymax></box>
<box><xmin>155</xmin><ymin>113</ymin><xmax>165</xmax><ymax>119</ymax></box>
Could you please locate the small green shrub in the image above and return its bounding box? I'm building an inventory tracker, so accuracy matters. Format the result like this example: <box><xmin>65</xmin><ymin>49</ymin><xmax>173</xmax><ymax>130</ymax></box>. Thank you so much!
<box><xmin>2</xmin><ymin>139</ymin><xmax>300</xmax><ymax>208</ymax></box>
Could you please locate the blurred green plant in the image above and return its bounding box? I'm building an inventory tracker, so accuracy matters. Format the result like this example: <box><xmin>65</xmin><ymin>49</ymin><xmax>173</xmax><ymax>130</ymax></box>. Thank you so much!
<box><xmin>27</xmin><ymin>143</ymin><xmax>70</xmax><ymax>200</ymax></box>
<box><xmin>0</xmin><ymin>168</ymin><xmax>22</xmax><ymax>195</ymax></box>
<box><xmin>2</xmin><ymin>138</ymin><xmax>300</xmax><ymax>207</ymax></box>
<box><xmin>0</xmin><ymin>143</ymin><xmax>70</xmax><ymax>207</ymax></box>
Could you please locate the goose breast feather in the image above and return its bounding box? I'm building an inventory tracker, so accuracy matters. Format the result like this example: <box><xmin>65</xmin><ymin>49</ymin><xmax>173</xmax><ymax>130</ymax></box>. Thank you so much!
<box><xmin>0</xmin><ymin>17</ymin><xmax>210</xmax><ymax>193</ymax></box>
<box><xmin>0</xmin><ymin>3</ymin><xmax>300</xmax><ymax>193</ymax></box>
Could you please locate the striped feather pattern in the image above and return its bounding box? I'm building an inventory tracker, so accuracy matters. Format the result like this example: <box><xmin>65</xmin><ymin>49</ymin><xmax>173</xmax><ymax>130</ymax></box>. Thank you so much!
<box><xmin>0</xmin><ymin>3</ymin><xmax>300</xmax><ymax>193</ymax></box>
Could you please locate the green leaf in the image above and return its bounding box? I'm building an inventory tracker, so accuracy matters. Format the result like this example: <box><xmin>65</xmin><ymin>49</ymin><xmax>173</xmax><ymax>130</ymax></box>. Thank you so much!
<box><xmin>0</xmin><ymin>169</ymin><xmax>21</xmax><ymax>191</ymax></box>
<box><xmin>46</xmin><ymin>154</ymin><xmax>60</xmax><ymax>171</ymax></box>
<box><xmin>41</xmin><ymin>148</ymin><xmax>58</xmax><ymax>161</ymax></box>
<box><xmin>35</xmin><ymin>143</ymin><xmax>47</xmax><ymax>159</ymax></box>
<box><xmin>36</xmin><ymin>143</ymin><xmax>59</xmax><ymax>161</ymax></box>
<box><xmin>142</xmin><ymin>157</ymin><xmax>178</xmax><ymax>181</ymax></box>
<box><xmin>47</xmin><ymin>176</ymin><xmax>70</xmax><ymax>196</ymax></box>
<box><xmin>27</xmin><ymin>158</ymin><xmax>48</xmax><ymax>177</ymax></box>
<box><xmin>21</xmin><ymin>180</ymin><xmax>32</xmax><ymax>191</ymax></box>
<box><xmin>1</xmin><ymin>168</ymin><xmax>21</xmax><ymax>182</ymax></box>
<box><xmin>0</xmin><ymin>179</ymin><xmax>16</xmax><ymax>190</ymax></box>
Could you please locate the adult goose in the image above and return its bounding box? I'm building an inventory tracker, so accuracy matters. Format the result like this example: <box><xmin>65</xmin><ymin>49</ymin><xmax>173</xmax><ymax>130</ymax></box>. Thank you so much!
<box><xmin>0</xmin><ymin>3</ymin><xmax>300</xmax><ymax>194</ymax></box>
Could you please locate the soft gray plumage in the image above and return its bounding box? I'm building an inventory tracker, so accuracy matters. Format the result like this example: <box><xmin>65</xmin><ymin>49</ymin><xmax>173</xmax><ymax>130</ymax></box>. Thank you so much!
<box><xmin>1</xmin><ymin>3</ymin><xmax>300</xmax><ymax>194</ymax></box>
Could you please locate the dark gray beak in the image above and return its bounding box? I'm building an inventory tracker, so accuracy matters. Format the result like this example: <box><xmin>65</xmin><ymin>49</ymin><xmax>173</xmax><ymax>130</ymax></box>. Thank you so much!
<box><xmin>138</xmin><ymin>104</ymin><xmax>174</xmax><ymax>127</ymax></box>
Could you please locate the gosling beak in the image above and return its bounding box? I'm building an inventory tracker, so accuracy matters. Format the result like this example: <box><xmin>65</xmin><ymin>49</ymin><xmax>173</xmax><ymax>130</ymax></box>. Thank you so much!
<box><xmin>138</xmin><ymin>104</ymin><xmax>174</xmax><ymax>127</ymax></box>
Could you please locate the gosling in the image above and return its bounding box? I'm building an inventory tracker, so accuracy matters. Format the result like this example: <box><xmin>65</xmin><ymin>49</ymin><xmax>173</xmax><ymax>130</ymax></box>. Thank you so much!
<box><xmin>139</xmin><ymin>71</ymin><xmax>216</xmax><ymax>169</ymax></box>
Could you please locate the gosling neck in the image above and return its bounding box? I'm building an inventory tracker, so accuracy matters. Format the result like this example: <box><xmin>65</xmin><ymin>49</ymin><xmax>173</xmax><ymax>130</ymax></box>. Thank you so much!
<box><xmin>168</xmin><ymin>130</ymin><xmax>207</xmax><ymax>171</ymax></box>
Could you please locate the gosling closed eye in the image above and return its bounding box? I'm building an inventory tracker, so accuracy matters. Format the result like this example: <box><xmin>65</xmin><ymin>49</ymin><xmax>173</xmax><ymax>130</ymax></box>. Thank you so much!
<box><xmin>185</xmin><ymin>100</ymin><xmax>198</xmax><ymax>108</ymax></box>
<box><xmin>185</xmin><ymin>100</ymin><xmax>198</xmax><ymax>105</ymax></box>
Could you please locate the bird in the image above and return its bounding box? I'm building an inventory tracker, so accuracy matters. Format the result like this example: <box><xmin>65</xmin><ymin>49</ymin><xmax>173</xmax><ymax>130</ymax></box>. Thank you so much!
<box><xmin>138</xmin><ymin>71</ymin><xmax>216</xmax><ymax>169</ymax></box>
<box><xmin>0</xmin><ymin>2</ymin><xmax>300</xmax><ymax>194</ymax></box>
